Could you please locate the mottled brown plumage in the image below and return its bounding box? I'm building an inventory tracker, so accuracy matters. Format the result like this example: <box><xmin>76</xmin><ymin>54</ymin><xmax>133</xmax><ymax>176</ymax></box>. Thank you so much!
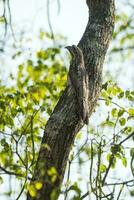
<box><xmin>66</xmin><ymin>45</ymin><xmax>89</xmax><ymax>124</ymax></box>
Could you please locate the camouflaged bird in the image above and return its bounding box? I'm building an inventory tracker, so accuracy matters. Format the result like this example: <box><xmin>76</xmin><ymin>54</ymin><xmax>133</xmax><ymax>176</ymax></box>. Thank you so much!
<box><xmin>66</xmin><ymin>45</ymin><xmax>89</xmax><ymax>124</ymax></box>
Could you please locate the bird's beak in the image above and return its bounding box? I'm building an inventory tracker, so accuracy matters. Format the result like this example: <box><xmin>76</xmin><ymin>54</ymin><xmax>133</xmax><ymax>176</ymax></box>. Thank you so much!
<box><xmin>65</xmin><ymin>46</ymin><xmax>73</xmax><ymax>57</ymax></box>
<box><xmin>65</xmin><ymin>46</ymin><xmax>71</xmax><ymax>51</ymax></box>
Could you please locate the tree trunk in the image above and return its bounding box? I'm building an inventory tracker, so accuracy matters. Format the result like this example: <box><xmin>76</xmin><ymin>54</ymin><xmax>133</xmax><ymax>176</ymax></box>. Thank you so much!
<box><xmin>27</xmin><ymin>0</ymin><xmax>115</xmax><ymax>199</ymax></box>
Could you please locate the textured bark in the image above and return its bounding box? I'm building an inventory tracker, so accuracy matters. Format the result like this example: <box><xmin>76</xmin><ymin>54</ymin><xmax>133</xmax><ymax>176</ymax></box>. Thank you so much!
<box><xmin>27</xmin><ymin>0</ymin><xmax>115</xmax><ymax>199</ymax></box>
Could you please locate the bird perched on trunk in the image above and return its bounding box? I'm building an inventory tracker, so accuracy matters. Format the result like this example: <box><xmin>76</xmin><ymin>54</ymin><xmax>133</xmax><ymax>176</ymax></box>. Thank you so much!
<box><xmin>66</xmin><ymin>45</ymin><xmax>89</xmax><ymax>125</ymax></box>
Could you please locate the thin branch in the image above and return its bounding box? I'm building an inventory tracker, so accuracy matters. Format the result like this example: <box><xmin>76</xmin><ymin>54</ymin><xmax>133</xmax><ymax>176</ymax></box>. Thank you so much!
<box><xmin>57</xmin><ymin>0</ymin><xmax>60</xmax><ymax>14</ymax></box>
<box><xmin>0</xmin><ymin>130</ymin><xmax>12</xmax><ymax>136</ymax></box>
<box><xmin>98</xmin><ymin>98</ymin><xmax>128</xmax><ymax>114</ymax></box>
<box><xmin>73</xmin><ymin>134</ymin><xmax>89</xmax><ymax>159</ymax></box>
<box><xmin>80</xmin><ymin>191</ymin><xmax>89</xmax><ymax>199</ymax></box>
<box><xmin>29</xmin><ymin>115</ymin><xmax>35</xmax><ymax>168</ymax></box>
<box><xmin>16</xmin><ymin>147</ymin><xmax>29</xmax><ymax>200</ymax></box>
<box><xmin>105</xmin><ymin>179</ymin><xmax>134</xmax><ymax>186</ymax></box>
<box><xmin>7</xmin><ymin>0</ymin><xmax>16</xmax><ymax>42</ymax></box>
<box><xmin>117</xmin><ymin>184</ymin><xmax>124</xmax><ymax>200</ymax></box>
<box><xmin>46</xmin><ymin>0</ymin><xmax>55</xmax><ymax>43</ymax></box>
<box><xmin>96</xmin><ymin>142</ymin><xmax>102</xmax><ymax>200</ymax></box>
<box><xmin>0</xmin><ymin>164</ymin><xmax>30</xmax><ymax>179</ymax></box>
<box><xmin>89</xmin><ymin>140</ymin><xmax>94</xmax><ymax>193</ymax></box>
<box><xmin>16</xmin><ymin>178</ymin><xmax>27</xmax><ymax>200</ymax></box>
<box><xmin>113</xmin><ymin>117</ymin><xmax>119</xmax><ymax>144</ymax></box>
<box><xmin>111</xmin><ymin>46</ymin><xmax>134</xmax><ymax>53</ymax></box>
<box><xmin>81</xmin><ymin>141</ymin><xmax>95</xmax><ymax>199</ymax></box>
<box><xmin>102</xmin><ymin>154</ymin><xmax>114</xmax><ymax>186</ymax></box>
<box><xmin>130</xmin><ymin>157</ymin><xmax>134</xmax><ymax>177</ymax></box>
<box><xmin>3</xmin><ymin>0</ymin><xmax>7</xmax><ymax>43</ymax></box>
<box><xmin>64</xmin><ymin>160</ymin><xmax>71</xmax><ymax>200</ymax></box>
<box><xmin>81</xmin><ymin>190</ymin><xmax>112</xmax><ymax>200</ymax></box>
<box><xmin>119</xmin><ymin>131</ymin><xmax>134</xmax><ymax>145</ymax></box>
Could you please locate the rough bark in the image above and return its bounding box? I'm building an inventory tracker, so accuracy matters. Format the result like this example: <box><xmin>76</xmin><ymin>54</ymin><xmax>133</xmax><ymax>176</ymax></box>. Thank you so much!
<box><xmin>27</xmin><ymin>0</ymin><xmax>115</xmax><ymax>199</ymax></box>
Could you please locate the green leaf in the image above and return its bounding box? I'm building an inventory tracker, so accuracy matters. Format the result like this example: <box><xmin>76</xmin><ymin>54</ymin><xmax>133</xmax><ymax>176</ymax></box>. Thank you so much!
<box><xmin>101</xmin><ymin>91</ymin><xmax>108</xmax><ymax>99</ymax></box>
<box><xmin>68</xmin><ymin>182</ymin><xmax>81</xmax><ymax>196</ymax></box>
<box><xmin>0</xmin><ymin>176</ymin><xmax>3</xmax><ymax>185</ymax></box>
<box><xmin>0</xmin><ymin>16</ymin><xmax>5</xmax><ymax>23</ymax></box>
<box><xmin>130</xmin><ymin>190</ymin><xmax>134</xmax><ymax>196</ymax></box>
<box><xmin>106</xmin><ymin>153</ymin><xmax>111</xmax><ymax>162</ymax></box>
<box><xmin>100</xmin><ymin>164</ymin><xmax>107</xmax><ymax>173</ymax></box>
<box><xmin>1</xmin><ymin>138</ymin><xmax>6</xmax><ymax>146</ymax></box>
<box><xmin>118</xmin><ymin>91</ymin><xmax>124</xmax><ymax>99</ymax></box>
<box><xmin>102</xmin><ymin>82</ymin><xmax>108</xmax><ymax>90</ymax></box>
<box><xmin>128</xmin><ymin>108</ymin><xmax>134</xmax><ymax>116</ymax></box>
<box><xmin>124</xmin><ymin>126</ymin><xmax>132</xmax><ymax>134</ymax></box>
<box><xmin>122</xmin><ymin>157</ymin><xmax>127</xmax><ymax>167</ymax></box>
<box><xmin>0</xmin><ymin>100</ymin><xmax>6</xmax><ymax>111</ymax></box>
<box><xmin>111</xmin><ymin>108</ymin><xmax>118</xmax><ymax>117</ymax></box>
<box><xmin>28</xmin><ymin>184</ymin><xmax>36</xmax><ymax>198</ymax></box>
<box><xmin>35</xmin><ymin>181</ymin><xmax>43</xmax><ymax>190</ymax></box>
<box><xmin>130</xmin><ymin>149</ymin><xmax>134</xmax><ymax>158</ymax></box>
<box><xmin>115</xmin><ymin>153</ymin><xmax>121</xmax><ymax>159</ymax></box>
<box><xmin>118</xmin><ymin>109</ymin><xmax>125</xmax><ymax>117</ymax></box>
<box><xmin>119</xmin><ymin>118</ymin><xmax>126</xmax><ymax>126</ymax></box>
<box><xmin>126</xmin><ymin>91</ymin><xmax>134</xmax><ymax>101</ymax></box>
<box><xmin>111</xmin><ymin>86</ymin><xmax>119</xmax><ymax>95</ymax></box>
<box><xmin>111</xmin><ymin>157</ymin><xmax>116</xmax><ymax>168</ymax></box>
<box><xmin>4</xmin><ymin>143</ymin><xmax>9</xmax><ymax>151</ymax></box>
<box><xmin>1</xmin><ymin>139</ymin><xmax>10</xmax><ymax>151</ymax></box>
<box><xmin>101</xmin><ymin>120</ymin><xmax>115</xmax><ymax>127</ymax></box>
<box><xmin>39</xmin><ymin>30</ymin><xmax>45</xmax><ymax>40</ymax></box>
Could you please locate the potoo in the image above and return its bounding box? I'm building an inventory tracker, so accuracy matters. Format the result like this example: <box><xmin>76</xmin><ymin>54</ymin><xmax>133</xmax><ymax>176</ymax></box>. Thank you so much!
<box><xmin>66</xmin><ymin>45</ymin><xmax>89</xmax><ymax>124</ymax></box>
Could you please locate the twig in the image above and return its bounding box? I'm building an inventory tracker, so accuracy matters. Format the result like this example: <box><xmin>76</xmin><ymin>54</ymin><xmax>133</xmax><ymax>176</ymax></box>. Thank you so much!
<box><xmin>0</xmin><ymin>165</ymin><xmax>31</xmax><ymax>179</ymax></box>
<box><xmin>130</xmin><ymin>157</ymin><xmax>134</xmax><ymax>177</ymax></box>
<box><xmin>98</xmin><ymin>98</ymin><xmax>128</xmax><ymax>114</ymax></box>
<box><xmin>29</xmin><ymin>115</ymin><xmax>35</xmax><ymax>168</ymax></box>
<box><xmin>102</xmin><ymin>154</ymin><xmax>114</xmax><ymax>186</ymax></box>
<box><xmin>73</xmin><ymin>134</ymin><xmax>89</xmax><ymax>159</ymax></box>
<box><xmin>105</xmin><ymin>179</ymin><xmax>134</xmax><ymax>186</ymax></box>
<box><xmin>16</xmin><ymin>147</ymin><xmax>29</xmax><ymax>200</ymax></box>
<box><xmin>117</xmin><ymin>185</ymin><xmax>124</xmax><ymax>200</ymax></box>
<box><xmin>57</xmin><ymin>0</ymin><xmax>60</xmax><ymax>14</ymax></box>
<box><xmin>119</xmin><ymin>131</ymin><xmax>134</xmax><ymax>145</ymax></box>
<box><xmin>64</xmin><ymin>160</ymin><xmax>71</xmax><ymax>200</ymax></box>
<box><xmin>7</xmin><ymin>0</ymin><xmax>16</xmax><ymax>42</ymax></box>
<box><xmin>111</xmin><ymin>46</ymin><xmax>134</xmax><ymax>53</ymax></box>
<box><xmin>46</xmin><ymin>0</ymin><xmax>55</xmax><ymax>44</ymax></box>
<box><xmin>3</xmin><ymin>0</ymin><xmax>7</xmax><ymax>44</ymax></box>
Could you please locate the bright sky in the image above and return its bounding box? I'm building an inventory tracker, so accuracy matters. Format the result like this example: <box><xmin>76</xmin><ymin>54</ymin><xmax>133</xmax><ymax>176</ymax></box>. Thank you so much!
<box><xmin>10</xmin><ymin>0</ymin><xmax>88</xmax><ymax>44</ymax></box>
<box><xmin>10</xmin><ymin>0</ymin><xmax>129</xmax><ymax>43</ymax></box>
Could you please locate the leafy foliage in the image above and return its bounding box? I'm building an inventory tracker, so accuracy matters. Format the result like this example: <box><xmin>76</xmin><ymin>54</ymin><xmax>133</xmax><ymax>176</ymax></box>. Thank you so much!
<box><xmin>0</xmin><ymin>41</ymin><xmax>67</xmax><ymax>199</ymax></box>
<box><xmin>63</xmin><ymin>80</ymin><xmax>134</xmax><ymax>200</ymax></box>
<box><xmin>0</xmin><ymin>38</ymin><xmax>134</xmax><ymax>200</ymax></box>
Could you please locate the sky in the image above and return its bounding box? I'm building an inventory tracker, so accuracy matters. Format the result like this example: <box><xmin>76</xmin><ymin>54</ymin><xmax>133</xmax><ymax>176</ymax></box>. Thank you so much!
<box><xmin>9</xmin><ymin>0</ymin><xmax>128</xmax><ymax>44</ymax></box>
<box><xmin>11</xmin><ymin>0</ymin><xmax>88</xmax><ymax>44</ymax></box>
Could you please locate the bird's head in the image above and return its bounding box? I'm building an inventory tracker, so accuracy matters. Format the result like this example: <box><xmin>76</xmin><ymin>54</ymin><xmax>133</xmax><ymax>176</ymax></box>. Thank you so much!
<box><xmin>65</xmin><ymin>45</ymin><xmax>75</xmax><ymax>58</ymax></box>
<box><xmin>65</xmin><ymin>45</ymin><xmax>82</xmax><ymax>60</ymax></box>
